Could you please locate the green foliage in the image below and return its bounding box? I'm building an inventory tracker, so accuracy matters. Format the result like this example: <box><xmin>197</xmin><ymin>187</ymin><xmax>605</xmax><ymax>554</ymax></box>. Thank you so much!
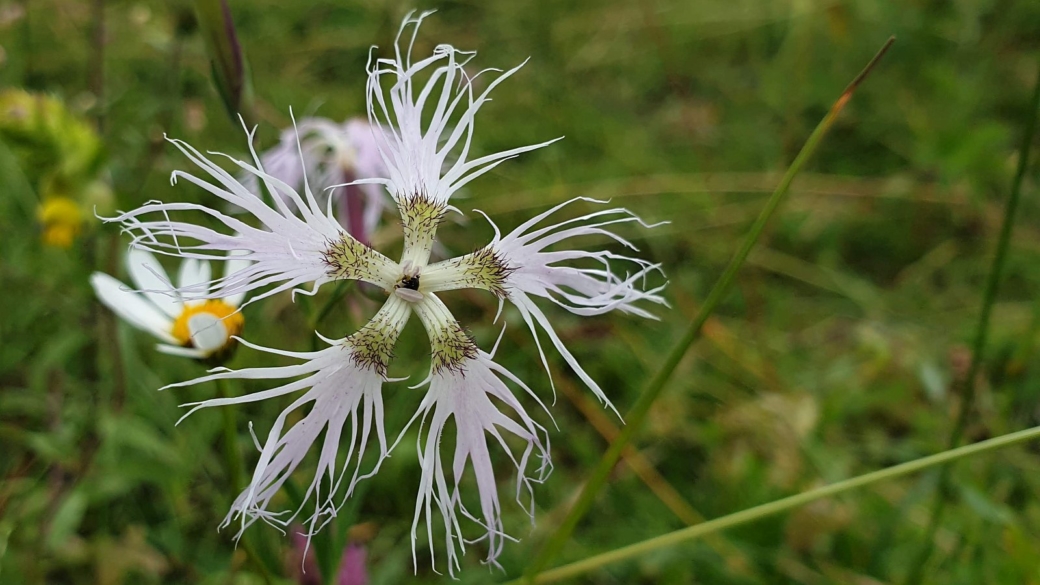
<box><xmin>1</xmin><ymin>1</ymin><xmax>1039</xmax><ymax>584</ymax></box>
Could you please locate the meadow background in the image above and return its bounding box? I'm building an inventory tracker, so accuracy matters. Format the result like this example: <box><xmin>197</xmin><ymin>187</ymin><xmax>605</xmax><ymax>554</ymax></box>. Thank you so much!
<box><xmin>3</xmin><ymin>0</ymin><xmax>1040</xmax><ymax>583</ymax></box>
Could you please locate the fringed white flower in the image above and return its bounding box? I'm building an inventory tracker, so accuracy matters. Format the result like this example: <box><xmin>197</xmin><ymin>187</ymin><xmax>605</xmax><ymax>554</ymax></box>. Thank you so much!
<box><xmin>243</xmin><ymin>117</ymin><xmax>393</xmax><ymax>243</ymax></box>
<box><xmin>100</xmin><ymin>12</ymin><xmax>667</xmax><ymax>574</ymax></box>
<box><xmin>109</xmin><ymin>123</ymin><xmax>400</xmax><ymax>307</ymax></box>
<box><xmin>408</xmin><ymin>294</ymin><xmax>551</xmax><ymax>575</ymax></box>
<box><xmin>421</xmin><ymin>197</ymin><xmax>667</xmax><ymax>411</ymax></box>
<box><xmin>90</xmin><ymin>248</ymin><xmax>250</xmax><ymax>361</ymax></box>
<box><xmin>168</xmin><ymin>295</ymin><xmax>410</xmax><ymax>541</ymax></box>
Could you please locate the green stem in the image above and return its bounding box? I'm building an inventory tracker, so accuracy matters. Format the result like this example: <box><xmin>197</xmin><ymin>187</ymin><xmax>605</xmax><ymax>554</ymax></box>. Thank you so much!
<box><xmin>522</xmin><ymin>37</ymin><xmax>896</xmax><ymax>581</ymax></box>
<box><xmin>215</xmin><ymin>378</ymin><xmax>275</xmax><ymax>583</ymax></box>
<box><xmin>311</xmin><ymin>280</ymin><xmax>353</xmax><ymax>330</ymax></box>
<box><xmin>308</xmin><ymin>280</ymin><xmax>353</xmax><ymax>352</ymax></box>
<box><xmin>904</xmin><ymin>61</ymin><xmax>1040</xmax><ymax>585</ymax></box>
<box><xmin>508</xmin><ymin>424</ymin><xmax>1040</xmax><ymax>584</ymax></box>
<box><xmin>216</xmin><ymin>377</ymin><xmax>244</xmax><ymax>496</ymax></box>
<box><xmin>300</xmin><ymin>280</ymin><xmax>354</xmax><ymax>580</ymax></box>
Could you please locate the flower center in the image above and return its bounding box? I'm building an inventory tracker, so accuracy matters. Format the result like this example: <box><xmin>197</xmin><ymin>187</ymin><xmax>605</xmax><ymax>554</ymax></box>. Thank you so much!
<box><xmin>171</xmin><ymin>300</ymin><xmax>244</xmax><ymax>347</ymax></box>
<box><xmin>394</xmin><ymin>261</ymin><xmax>425</xmax><ymax>303</ymax></box>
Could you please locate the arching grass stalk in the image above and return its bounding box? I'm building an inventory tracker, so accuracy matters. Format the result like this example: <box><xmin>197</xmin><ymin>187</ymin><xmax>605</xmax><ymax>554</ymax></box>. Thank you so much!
<box><xmin>508</xmin><ymin>424</ymin><xmax>1040</xmax><ymax>584</ymax></box>
<box><xmin>904</xmin><ymin>61</ymin><xmax>1040</xmax><ymax>585</ymax></box>
<box><xmin>522</xmin><ymin>36</ymin><xmax>896</xmax><ymax>581</ymax></box>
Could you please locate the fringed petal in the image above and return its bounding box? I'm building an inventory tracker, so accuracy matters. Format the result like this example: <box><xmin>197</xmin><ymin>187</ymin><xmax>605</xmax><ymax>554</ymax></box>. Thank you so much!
<box><xmin>408</xmin><ymin>350</ymin><xmax>551</xmax><ymax>575</ymax></box>
<box><xmin>106</xmin><ymin>122</ymin><xmax>400</xmax><ymax>307</ymax></box>
<box><xmin>172</xmin><ymin>296</ymin><xmax>410</xmax><ymax>544</ymax></box>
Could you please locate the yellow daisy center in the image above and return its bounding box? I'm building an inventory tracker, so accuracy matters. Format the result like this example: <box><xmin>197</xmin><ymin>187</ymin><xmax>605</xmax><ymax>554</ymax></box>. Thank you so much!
<box><xmin>171</xmin><ymin>300</ymin><xmax>244</xmax><ymax>347</ymax></box>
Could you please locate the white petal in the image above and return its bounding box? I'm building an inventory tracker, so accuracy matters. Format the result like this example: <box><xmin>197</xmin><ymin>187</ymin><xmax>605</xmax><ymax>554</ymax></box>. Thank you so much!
<box><xmin>408</xmin><ymin>350</ymin><xmax>550</xmax><ymax>575</ymax></box>
<box><xmin>126</xmin><ymin>249</ymin><xmax>182</xmax><ymax>319</ymax></box>
<box><xmin>156</xmin><ymin>344</ymin><xmax>207</xmax><ymax>359</ymax></box>
<box><xmin>178</xmin><ymin>257</ymin><xmax>212</xmax><ymax>294</ymax></box>
<box><xmin>187</xmin><ymin>313</ymin><xmax>229</xmax><ymax>353</ymax></box>
<box><xmin>107</xmin><ymin>128</ymin><xmax>401</xmax><ymax>308</ymax></box>
<box><xmin>169</xmin><ymin>337</ymin><xmax>391</xmax><ymax>544</ymax></box>
<box><xmin>90</xmin><ymin>272</ymin><xmax>177</xmax><ymax>344</ymax></box>
<box><xmin>365</xmin><ymin>12</ymin><xmax>555</xmax><ymax>212</ymax></box>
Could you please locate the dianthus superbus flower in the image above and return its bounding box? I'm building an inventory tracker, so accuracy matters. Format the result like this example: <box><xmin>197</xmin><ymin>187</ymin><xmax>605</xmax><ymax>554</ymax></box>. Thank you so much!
<box><xmin>106</xmin><ymin>10</ymin><xmax>666</xmax><ymax>574</ymax></box>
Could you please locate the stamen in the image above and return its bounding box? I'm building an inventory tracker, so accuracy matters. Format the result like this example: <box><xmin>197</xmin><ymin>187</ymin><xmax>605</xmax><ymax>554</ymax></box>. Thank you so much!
<box><xmin>394</xmin><ymin>288</ymin><xmax>425</xmax><ymax>303</ymax></box>
<box><xmin>393</xmin><ymin>262</ymin><xmax>425</xmax><ymax>303</ymax></box>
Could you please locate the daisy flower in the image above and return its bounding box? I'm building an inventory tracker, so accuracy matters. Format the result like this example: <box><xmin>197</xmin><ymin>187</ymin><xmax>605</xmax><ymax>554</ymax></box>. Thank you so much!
<box><xmin>105</xmin><ymin>10</ymin><xmax>667</xmax><ymax>574</ymax></box>
<box><xmin>90</xmin><ymin>249</ymin><xmax>251</xmax><ymax>362</ymax></box>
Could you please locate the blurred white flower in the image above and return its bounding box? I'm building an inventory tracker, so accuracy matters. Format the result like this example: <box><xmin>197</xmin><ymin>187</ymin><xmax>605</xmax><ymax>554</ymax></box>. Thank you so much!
<box><xmin>90</xmin><ymin>249</ymin><xmax>250</xmax><ymax>361</ymax></box>
<box><xmin>105</xmin><ymin>10</ymin><xmax>666</xmax><ymax>575</ymax></box>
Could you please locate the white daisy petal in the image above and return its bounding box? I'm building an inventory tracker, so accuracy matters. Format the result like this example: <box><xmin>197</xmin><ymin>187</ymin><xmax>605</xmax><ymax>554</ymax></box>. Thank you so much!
<box><xmin>223</xmin><ymin>249</ymin><xmax>253</xmax><ymax>307</ymax></box>
<box><xmin>178</xmin><ymin>257</ymin><xmax>212</xmax><ymax>296</ymax></box>
<box><xmin>126</xmin><ymin>249</ymin><xmax>182</xmax><ymax>319</ymax></box>
<box><xmin>155</xmin><ymin>344</ymin><xmax>208</xmax><ymax>359</ymax></box>
<box><xmin>90</xmin><ymin>272</ymin><xmax>177</xmax><ymax>344</ymax></box>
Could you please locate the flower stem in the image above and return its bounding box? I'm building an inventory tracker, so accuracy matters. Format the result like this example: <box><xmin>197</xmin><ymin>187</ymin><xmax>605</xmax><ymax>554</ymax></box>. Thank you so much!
<box><xmin>216</xmin><ymin>377</ymin><xmax>244</xmax><ymax>496</ymax></box>
<box><xmin>311</xmin><ymin>279</ymin><xmax>354</xmax><ymax>330</ymax></box>
<box><xmin>301</xmin><ymin>280</ymin><xmax>354</xmax><ymax>579</ymax></box>
<box><xmin>508</xmin><ymin>424</ymin><xmax>1040</xmax><ymax>584</ymax></box>
<box><xmin>903</xmin><ymin>61</ymin><xmax>1040</xmax><ymax>585</ymax></box>
<box><xmin>308</xmin><ymin>280</ymin><xmax>353</xmax><ymax>352</ymax></box>
<box><xmin>522</xmin><ymin>36</ymin><xmax>896</xmax><ymax>581</ymax></box>
<box><xmin>215</xmin><ymin>378</ymin><xmax>275</xmax><ymax>583</ymax></box>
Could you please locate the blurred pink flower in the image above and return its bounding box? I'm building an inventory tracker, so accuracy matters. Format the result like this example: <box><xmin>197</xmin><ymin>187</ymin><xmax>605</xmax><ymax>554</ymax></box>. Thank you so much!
<box><xmin>245</xmin><ymin>117</ymin><xmax>392</xmax><ymax>244</ymax></box>
<box><xmin>289</xmin><ymin>528</ymin><xmax>369</xmax><ymax>585</ymax></box>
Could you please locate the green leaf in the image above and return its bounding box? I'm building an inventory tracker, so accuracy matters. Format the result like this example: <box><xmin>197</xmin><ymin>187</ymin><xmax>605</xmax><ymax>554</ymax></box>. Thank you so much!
<box><xmin>957</xmin><ymin>483</ymin><xmax>1015</xmax><ymax>526</ymax></box>
<box><xmin>45</xmin><ymin>488</ymin><xmax>88</xmax><ymax>551</ymax></box>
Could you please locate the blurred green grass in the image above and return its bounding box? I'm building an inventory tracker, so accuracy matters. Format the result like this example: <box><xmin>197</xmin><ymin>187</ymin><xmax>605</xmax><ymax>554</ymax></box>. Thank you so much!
<box><xmin>3</xmin><ymin>0</ymin><xmax>1040</xmax><ymax>583</ymax></box>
